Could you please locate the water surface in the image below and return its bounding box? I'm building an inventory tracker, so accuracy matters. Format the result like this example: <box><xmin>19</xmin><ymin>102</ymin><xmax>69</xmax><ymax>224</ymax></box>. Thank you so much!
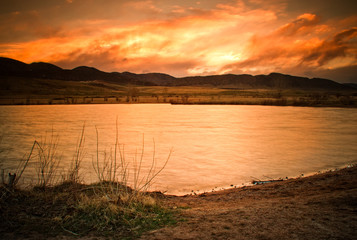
<box><xmin>0</xmin><ymin>104</ymin><xmax>356</xmax><ymax>195</ymax></box>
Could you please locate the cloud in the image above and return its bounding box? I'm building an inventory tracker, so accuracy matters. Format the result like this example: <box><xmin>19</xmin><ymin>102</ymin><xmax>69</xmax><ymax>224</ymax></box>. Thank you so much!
<box><xmin>302</xmin><ymin>27</ymin><xmax>357</xmax><ymax>66</ymax></box>
<box><xmin>220</xmin><ymin>14</ymin><xmax>320</xmax><ymax>72</ymax></box>
<box><xmin>220</xmin><ymin>13</ymin><xmax>357</xmax><ymax>79</ymax></box>
<box><xmin>0</xmin><ymin>0</ymin><xmax>281</xmax><ymax>75</ymax></box>
<box><xmin>0</xmin><ymin>0</ymin><xmax>356</xmax><ymax>80</ymax></box>
<box><xmin>275</xmin><ymin>13</ymin><xmax>319</xmax><ymax>36</ymax></box>
<box><xmin>52</xmin><ymin>43</ymin><xmax>201</xmax><ymax>76</ymax></box>
<box><xmin>0</xmin><ymin>10</ymin><xmax>63</xmax><ymax>43</ymax></box>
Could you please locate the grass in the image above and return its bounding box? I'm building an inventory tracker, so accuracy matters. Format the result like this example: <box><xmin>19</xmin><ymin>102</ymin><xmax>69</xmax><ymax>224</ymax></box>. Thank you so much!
<box><xmin>66</xmin><ymin>123</ymin><xmax>86</xmax><ymax>184</ymax></box>
<box><xmin>0</xmin><ymin>182</ymin><xmax>177</xmax><ymax>239</ymax></box>
<box><xmin>0</xmin><ymin>125</ymin><xmax>176</xmax><ymax>239</ymax></box>
<box><xmin>62</xmin><ymin>189</ymin><xmax>176</xmax><ymax>238</ymax></box>
<box><xmin>1</xmin><ymin>78</ymin><xmax>356</xmax><ymax>107</ymax></box>
<box><xmin>35</xmin><ymin>132</ymin><xmax>61</xmax><ymax>188</ymax></box>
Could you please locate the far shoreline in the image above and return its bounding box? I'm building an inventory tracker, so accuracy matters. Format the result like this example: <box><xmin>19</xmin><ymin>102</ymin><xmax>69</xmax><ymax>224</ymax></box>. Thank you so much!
<box><xmin>1</xmin><ymin>100</ymin><xmax>357</xmax><ymax>108</ymax></box>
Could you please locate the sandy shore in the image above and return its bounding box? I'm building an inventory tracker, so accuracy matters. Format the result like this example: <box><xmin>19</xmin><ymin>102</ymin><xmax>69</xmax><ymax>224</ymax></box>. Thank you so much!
<box><xmin>141</xmin><ymin>166</ymin><xmax>357</xmax><ymax>240</ymax></box>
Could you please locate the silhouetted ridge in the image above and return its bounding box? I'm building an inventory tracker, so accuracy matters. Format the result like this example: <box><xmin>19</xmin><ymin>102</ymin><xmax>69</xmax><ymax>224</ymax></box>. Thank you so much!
<box><xmin>29</xmin><ymin>62</ymin><xmax>64</xmax><ymax>79</ymax></box>
<box><xmin>344</xmin><ymin>83</ymin><xmax>357</xmax><ymax>89</ymax></box>
<box><xmin>69</xmin><ymin>66</ymin><xmax>110</xmax><ymax>81</ymax></box>
<box><xmin>30</xmin><ymin>62</ymin><xmax>63</xmax><ymax>72</ymax></box>
<box><xmin>0</xmin><ymin>57</ymin><xmax>354</xmax><ymax>91</ymax></box>
<box><xmin>0</xmin><ymin>57</ymin><xmax>155</xmax><ymax>85</ymax></box>
<box><xmin>0</xmin><ymin>57</ymin><xmax>30</xmax><ymax>75</ymax></box>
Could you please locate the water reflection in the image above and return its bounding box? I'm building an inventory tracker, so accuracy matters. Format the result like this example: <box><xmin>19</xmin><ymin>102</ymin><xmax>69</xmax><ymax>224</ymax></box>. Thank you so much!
<box><xmin>0</xmin><ymin>104</ymin><xmax>356</xmax><ymax>195</ymax></box>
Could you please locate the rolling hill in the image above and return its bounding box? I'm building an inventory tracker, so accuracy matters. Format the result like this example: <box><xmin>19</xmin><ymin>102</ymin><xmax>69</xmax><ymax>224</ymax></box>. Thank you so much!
<box><xmin>0</xmin><ymin>57</ymin><xmax>355</xmax><ymax>91</ymax></box>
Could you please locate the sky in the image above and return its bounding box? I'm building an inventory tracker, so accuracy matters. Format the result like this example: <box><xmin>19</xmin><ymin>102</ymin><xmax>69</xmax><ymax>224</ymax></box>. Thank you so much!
<box><xmin>0</xmin><ymin>0</ymin><xmax>356</xmax><ymax>83</ymax></box>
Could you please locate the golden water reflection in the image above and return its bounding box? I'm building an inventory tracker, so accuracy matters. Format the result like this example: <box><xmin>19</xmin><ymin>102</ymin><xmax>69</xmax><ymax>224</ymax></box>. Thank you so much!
<box><xmin>0</xmin><ymin>104</ymin><xmax>356</xmax><ymax>195</ymax></box>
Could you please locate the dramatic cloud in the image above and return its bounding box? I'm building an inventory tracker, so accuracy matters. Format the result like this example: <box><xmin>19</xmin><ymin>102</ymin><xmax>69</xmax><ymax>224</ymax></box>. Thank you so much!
<box><xmin>0</xmin><ymin>0</ymin><xmax>356</xmax><ymax>82</ymax></box>
<box><xmin>302</xmin><ymin>28</ymin><xmax>357</xmax><ymax>66</ymax></box>
<box><xmin>221</xmin><ymin>13</ymin><xmax>357</xmax><ymax>81</ymax></box>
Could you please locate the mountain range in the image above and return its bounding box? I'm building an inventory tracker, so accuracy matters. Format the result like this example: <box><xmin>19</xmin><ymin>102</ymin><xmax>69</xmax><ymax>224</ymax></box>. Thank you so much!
<box><xmin>0</xmin><ymin>57</ymin><xmax>355</xmax><ymax>91</ymax></box>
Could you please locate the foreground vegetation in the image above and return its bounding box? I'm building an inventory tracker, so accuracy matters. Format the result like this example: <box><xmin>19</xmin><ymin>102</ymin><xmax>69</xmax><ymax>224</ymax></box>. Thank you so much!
<box><xmin>0</xmin><ymin>182</ymin><xmax>176</xmax><ymax>239</ymax></box>
<box><xmin>0</xmin><ymin>127</ymin><xmax>176</xmax><ymax>239</ymax></box>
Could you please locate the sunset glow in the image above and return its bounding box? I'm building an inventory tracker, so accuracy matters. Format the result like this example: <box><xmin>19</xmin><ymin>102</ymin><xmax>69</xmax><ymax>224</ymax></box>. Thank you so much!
<box><xmin>0</xmin><ymin>0</ymin><xmax>356</xmax><ymax>82</ymax></box>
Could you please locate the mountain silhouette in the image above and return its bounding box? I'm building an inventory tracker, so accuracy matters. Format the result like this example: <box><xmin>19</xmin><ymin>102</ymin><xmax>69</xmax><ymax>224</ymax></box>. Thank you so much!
<box><xmin>0</xmin><ymin>57</ymin><xmax>354</xmax><ymax>91</ymax></box>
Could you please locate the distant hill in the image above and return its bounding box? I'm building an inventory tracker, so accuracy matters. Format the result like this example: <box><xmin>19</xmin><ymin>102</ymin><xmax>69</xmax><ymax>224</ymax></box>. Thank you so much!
<box><xmin>0</xmin><ymin>57</ymin><xmax>355</xmax><ymax>91</ymax></box>
<box><xmin>169</xmin><ymin>73</ymin><xmax>352</xmax><ymax>90</ymax></box>
<box><xmin>0</xmin><ymin>57</ymin><xmax>153</xmax><ymax>85</ymax></box>
<box><xmin>344</xmin><ymin>83</ymin><xmax>357</xmax><ymax>89</ymax></box>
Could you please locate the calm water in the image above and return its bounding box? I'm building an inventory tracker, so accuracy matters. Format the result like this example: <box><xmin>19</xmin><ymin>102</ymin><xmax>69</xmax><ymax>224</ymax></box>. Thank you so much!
<box><xmin>0</xmin><ymin>104</ymin><xmax>356</xmax><ymax>195</ymax></box>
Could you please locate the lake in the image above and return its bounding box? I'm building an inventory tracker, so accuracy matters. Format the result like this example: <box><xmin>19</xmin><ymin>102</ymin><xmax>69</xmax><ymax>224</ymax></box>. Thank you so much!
<box><xmin>0</xmin><ymin>104</ymin><xmax>356</xmax><ymax>195</ymax></box>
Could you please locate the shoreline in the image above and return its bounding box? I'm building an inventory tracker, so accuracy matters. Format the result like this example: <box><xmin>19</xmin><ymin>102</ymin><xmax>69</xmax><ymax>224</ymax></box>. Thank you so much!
<box><xmin>142</xmin><ymin>165</ymin><xmax>357</xmax><ymax>239</ymax></box>
<box><xmin>1</xmin><ymin>165</ymin><xmax>356</xmax><ymax>239</ymax></box>
<box><xmin>170</xmin><ymin>164</ymin><xmax>357</xmax><ymax>197</ymax></box>
<box><xmin>1</xmin><ymin>101</ymin><xmax>357</xmax><ymax>108</ymax></box>
<box><xmin>177</xmin><ymin>164</ymin><xmax>356</xmax><ymax>196</ymax></box>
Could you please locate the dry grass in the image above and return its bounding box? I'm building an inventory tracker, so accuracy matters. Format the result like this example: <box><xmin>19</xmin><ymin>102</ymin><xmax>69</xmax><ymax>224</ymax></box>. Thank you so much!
<box><xmin>92</xmin><ymin>121</ymin><xmax>171</xmax><ymax>207</ymax></box>
<box><xmin>0</xmin><ymin>125</ymin><xmax>175</xmax><ymax>239</ymax></box>
<box><xmin>2</xmin><ymin>83</ymin><xmax>356</xmax><ymax>107</ymax></box>
<box><xmin>65</xmin><ymin>123</ymin><xmax>86</xmax><ymax>184</ymax></box>
<box><xmin>0</xmin><ymin>181</ymin><xmax>177</xmax><ymax>239</ymax></box>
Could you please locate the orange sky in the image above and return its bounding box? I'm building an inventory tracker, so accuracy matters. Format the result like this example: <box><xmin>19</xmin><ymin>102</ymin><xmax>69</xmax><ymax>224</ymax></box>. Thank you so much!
<box><xmin>0</xmin><ymin>0</ymin><xmax>356</xmax><ymax>82</ymax></box>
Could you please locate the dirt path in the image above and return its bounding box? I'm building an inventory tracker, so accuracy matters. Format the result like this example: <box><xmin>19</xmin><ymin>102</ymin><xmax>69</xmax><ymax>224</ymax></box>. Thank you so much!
<box><xmin>141</xmin><ymin>166</ymin><xmax>357</xmax><ymax>240</ymax></box>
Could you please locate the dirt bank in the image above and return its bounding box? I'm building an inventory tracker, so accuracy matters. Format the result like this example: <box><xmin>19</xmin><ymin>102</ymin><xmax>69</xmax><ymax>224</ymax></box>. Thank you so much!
<box><xmin>1</xmin><ymin>166</ymin><xmax>356</xmax><ymax>239</ymax></box>
<box><xmin>141</xmin><ymin>166</ymin><xmax>357</xmax><ymax>240</ymax></box>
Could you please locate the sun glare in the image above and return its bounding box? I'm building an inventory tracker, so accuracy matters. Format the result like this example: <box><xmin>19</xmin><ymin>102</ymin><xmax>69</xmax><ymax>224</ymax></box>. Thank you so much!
<box><xmin>220</xmin><ymin>52</ymin><xmax>241</xmax><ymax>62</ymax></box>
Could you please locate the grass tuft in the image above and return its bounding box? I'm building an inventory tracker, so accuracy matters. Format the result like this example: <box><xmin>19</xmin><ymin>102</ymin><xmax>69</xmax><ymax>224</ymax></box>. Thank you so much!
<box><xmin>0</xmin><ymin>181</ymin><xmax>177</xmax><ymax>239</ymax></box>
<box><xmin>0</xmin><ymin>125</ymin><xmax>175</xmax><ymax>239</ymax></box>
